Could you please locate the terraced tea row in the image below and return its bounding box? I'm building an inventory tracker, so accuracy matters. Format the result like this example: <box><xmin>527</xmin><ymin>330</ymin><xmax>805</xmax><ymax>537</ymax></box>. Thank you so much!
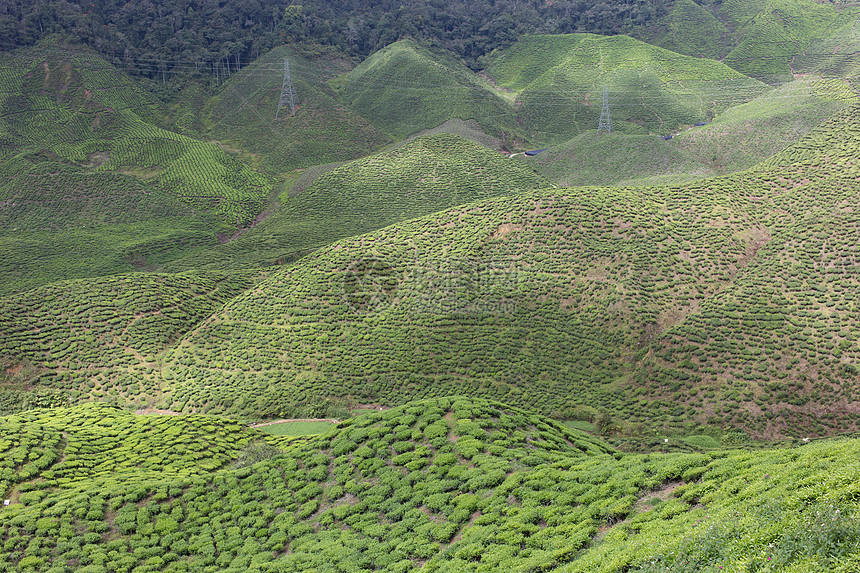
<box><xmin>0</xmin><ymin>272</ymin><xmax>258</xmax><ymax>412</ymax></box>
<box><xmin>2</xmin><ymin>398</ymin><xmax>860</xmax><ymax>572</ymax></box>
<box><xmin>159</xmin><ymin>180</ymin><xmax>766</xmax><ymax>421</ymax></box>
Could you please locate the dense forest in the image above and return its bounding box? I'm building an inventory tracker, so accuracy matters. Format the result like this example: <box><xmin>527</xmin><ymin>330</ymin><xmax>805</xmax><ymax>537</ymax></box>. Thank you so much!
<box><xmin>0</xmin><ymin>0</ymin><xmax>671</xmax><ymax>76</ymax></box>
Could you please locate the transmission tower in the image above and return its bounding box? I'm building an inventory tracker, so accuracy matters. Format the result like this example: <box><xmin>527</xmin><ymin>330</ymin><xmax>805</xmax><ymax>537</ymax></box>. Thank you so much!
<box><xmin>597</xmin><ymin>85</ymin><xmax>612</xmax><ymax>133</ymax></box>
<box><xmin>276</xmin><ymin>59</ymin><xmax>297</xmax><ymax>120</ymax></box>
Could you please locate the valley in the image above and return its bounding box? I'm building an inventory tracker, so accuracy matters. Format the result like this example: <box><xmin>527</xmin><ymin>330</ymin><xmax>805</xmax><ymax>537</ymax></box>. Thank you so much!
<box><xmin>2</xmin><ymin>0</ymin><xmax>860</xmax><ymax>570</ymax></box>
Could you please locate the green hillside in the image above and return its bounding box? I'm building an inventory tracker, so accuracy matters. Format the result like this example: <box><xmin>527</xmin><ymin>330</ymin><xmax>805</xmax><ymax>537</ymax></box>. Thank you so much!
<box><xmin>640</xmin><ymin>105</ymin><xmax>860</xmax><ymax>438</ymax></box>
<box><xmin>204</xmin><ymin>46</ymin><xmax>391</xmax><ymax>174</ymax></box>
<box><xmin>159</xmin><ymin>133</ymin><xmax>549</xmax><ymax>272</ymax></box>
<box><xmin>0</xmin><ymin>272</ymin><xmax>257</xmax><ymax>413</ymax></box>
<box><xmin>487</xmin><ymin>33</ymin><xmax>768</xmax><ymax>144</ymax></box>
<box><xmin>527</xmin><ymin>77</ymin><xmax>857</xmax><ymax>187</ymax></box>
<box><xmin>793</xmin><ymin>14</ymin><xmax>860</xmax><ymax>88</ymax></box>
<box><xmin>647</xmin><ymin>0</ymin><xmax>732</xmax><ymax>60</ymax></box>
<box><xmin>149</xmin><ymin>104</ymin><xmax>860</xmax><ymax>437</ymax></box>
<box><xmin>335</xmin><ymin>39</ymin><xmax>524</xmax><ymax>143</ymax></box>
<box><xmin>3</xmin><ymin>397</ymin><xmax>860</xmax><ymax>572</ymax></box>
<box><xmin>0</xmin><ymin>41</ymin><xmax>274</xmax><ymax>233</ymax></box>
<box><xmin>667</xmin><ymin>77</ymin><xmax>857</xmax><ymax>174</ymax></box>
<box><xmin>718</xmin><ymin>0</ymin><xmax>856</xmax><ymax>82</ymax></box>
<box><xmin>157</xmin><ymin>178</ymin><xmax>766</xmax><ymax>420</ymax></box>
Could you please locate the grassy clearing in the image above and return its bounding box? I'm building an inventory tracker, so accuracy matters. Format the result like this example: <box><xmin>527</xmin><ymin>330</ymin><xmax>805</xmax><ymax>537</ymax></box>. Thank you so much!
<box><xmin>257</xmin><ymin>421</ymin><xmax>337</xmax><ymax>436</ymax></box>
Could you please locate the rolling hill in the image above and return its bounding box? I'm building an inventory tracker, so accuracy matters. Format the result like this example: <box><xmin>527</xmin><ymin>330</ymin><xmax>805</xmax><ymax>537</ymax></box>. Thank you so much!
<box><xmin>203</xmin><ymin>45</ymin><xmax>391</xmax><ymax>174</ymax></box>
<box><xmin>0</xmin><ymin>41</ymin><xmax>274</xmax><ymax>231</ymax></box>
<box><xmin>0</xmin><ymin>41</ymin><xmax>284</xmax><ymax>293</ymax></box>
<box><xmin>146</xmin><ymin>103</ymin><xmax>860</xmax><ymax>438</ymax></box>
<box><xmin>486</xmin><ymin>33</ymin><xmax>769</xmax><ymax>144</ymax></box>
<box><xmin>2</xmin><ymin>397</ymin><xmax>860</xmax><ymax>572</ymax></box>
<box><xmin>158</xmin><ymin>133</ymin><xmax>550</xmax><ymax>272</ymax></box>
<box><xmin>4</xmin><ymin>10</ymin><xmax>860</xmax><ymax>571</ymax></box>
<box><xmin>155</xmin><ymin>170</ymin><xmax>767</xmax><ymax>422</ymax></box>
<box><xmin>335</xmin><ymin>39</ymin><xmax>525</xmax><ymax>144</ymax></box>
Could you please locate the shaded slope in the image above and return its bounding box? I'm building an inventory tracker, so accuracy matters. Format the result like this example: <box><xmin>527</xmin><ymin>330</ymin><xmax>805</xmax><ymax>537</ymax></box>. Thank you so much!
<box><xmin>0</xmin><ymin>272</ymin><xmax>257</xmax><ymax>413</ymax></box>
<box><xmin>0</xmin><ymin>154</ymin><xmax>219</xmax><ymax>294</ymax></box>
<box><xmin>161</xmin><ymin>133</ymin><xmax>550</xmax><ymax>272</ymax></box>
<box><xmin>336</xmin><ymin>39</ymin><xmax>524</xmax><ymax>143</ymax></box>
<box><xmin>0</xmin><ymin>41</ymin><xmax>274</xmax><ymax>232</ymax></box>
<box><xmin>793</xmin><ymin>14</ymin><xmax>860</xmax><ymax>88</ymax></box>
<box><xmin>638</xmin><ymin>0</ymin><xmax>860</xmax><ymax>83</ymax></box>
<box><xmin>487</xmin><ymin>33</ymin><xmax>767</xmax><ymax>143</ymax></box>
<box><xmin>667</xmin><ymin>77</ymin><xmax>857</xmax><ymax>175</ymax></box>
<box><xmin>647</xmin><ymin>0</ymin><xmax>732</xmax><ymax>60</ymax></box>
<box><xmin>523</xmin><ymin>132</ymin><xmax>711</xmax><ymax>187</ymax></box>
<box><xmin>204</xmin><ymin>45</ymin><xmax>391</xmax><ymax>173</ymax></box>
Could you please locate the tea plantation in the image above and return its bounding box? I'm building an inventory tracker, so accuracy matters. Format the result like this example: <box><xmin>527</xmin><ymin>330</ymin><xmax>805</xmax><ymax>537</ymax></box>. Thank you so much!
<box><xmin>0</xmin><ymin>41</ymin><xmax>274</xmax><ymax>235</ymax></box>
<box><xmin>0</xmin><ymin>272</ymin><xmax>258</xmax><ymax>412</ymax></box>
<box><xmin>2</xmin><ymin>398</ymin><xmax>860</xmax><ymax>572</ymax></box>
<box><xmin>146</xmin><ymin>103</ymin><xmax>860</xmax><ymax>437</ymax></box>
<box><xmin>158</xmin><ymin>133</ymin><xmax>550</xmax><ymax>272</ymax></box>
<box><xmin>486</xmin><ymin>33</ymin><xmax>768</xmax><ymax>143</ymax></box>
<box><xmin>3</xmin><ymin>3</ymin><xmax>860</xmax><ymax>570</ymax></box>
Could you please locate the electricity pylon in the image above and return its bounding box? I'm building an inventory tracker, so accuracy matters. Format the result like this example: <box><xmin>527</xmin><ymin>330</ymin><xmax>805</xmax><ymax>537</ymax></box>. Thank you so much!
<box><xmin>597</xmin><ymin>85</ymin><xmax>611</xmax><ymax>133</ymax></box>
<box><xmin>276</xmin><ymin>59</ymin><xmax>297</xmax><ymax>119</ymax></box>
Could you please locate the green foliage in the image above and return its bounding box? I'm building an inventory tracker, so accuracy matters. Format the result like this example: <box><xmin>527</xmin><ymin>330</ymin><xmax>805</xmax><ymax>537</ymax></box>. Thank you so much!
<box><xmin>337</xmin><ymin>39</ymin><xmax>524</xmax><ymax>142</ymax></box>
<box><xmin>0</xmin><ymin>402</ymin><xmax>291</xmax><ymax>498</ymax></box>
<box><xmin>0</xmin><ymin>271</ymin><xmax>257</xmax><ymax>409</ymax></box>
<box><xmin>0</xmin><ymin>41</ymin><xmax>274</xmax><ymax>237</ymax></box>
<box><xmin>4</xmin><ymin>399</ymin><xmax>860</xmax><ymax>572</ymax></box>
<box><xmin>487</xmin><ymin>33</ymin><xmax>767</xmax><ymax>143</ymax></box>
